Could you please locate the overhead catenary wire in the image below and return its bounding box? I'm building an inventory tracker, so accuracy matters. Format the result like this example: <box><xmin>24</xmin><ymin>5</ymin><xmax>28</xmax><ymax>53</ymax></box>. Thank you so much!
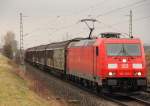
<box><xmin>98</xmin><ymin>21</ymin><xmax>128</xmax><ymax>34</ymax></box>
<box><xmin>24</xmin><ymin>0</ymin><xmax>108</xmax><ymax>36</ymax></box>
<box><xmin>23</xmin><ymin>0</ymin><xmax>148</xmax><ymax>38</ymax></box>
<box><xmin>92</xmin><ymin>14</ymin><xmax>150</xmax><ymax>39</ymax></box>
<box><xmin>27</xmin><ymin>14</ymin><xmax>150</xmax><ymax>41</ymax></box>
<box><xmin>131</xmin><ymin>0</ymin><xmax>150</xmax><ymax>9</ymax></box>
<box><xmin>48</xmin><ymin>22</ymin><xmax>79</xmax><ymax>36</ymax></box>
<box><xmin>71</xmin><ymin>0</ymin><xmax>109</xmax><ymax>15</ymax></box>
<box><xmin>134</xmin><ymin>15</ymin><xmax>150</xmax><ymax>22</ymax></box>
<box><xmin>37</xmin><ymin>0</ymin><xmax>150</xmax><ymax>36</ymax></box>
<box><xmin>96</xmin><ymin>0</ymin><xmax>148</xmax><ymax>18</ymax></box>
<box><xmin>23</xmin><ymin>16</ymin><xmax>61</xmax><ymax>37</ymax></box>
<box><xmin>24</xmin><ymin>0</ymin><xmax>109</xmax><ymax>34</ymax></box>
<box><xmin>24</xmin><ymin>0</ymin><xmax>150</xmax><ymax>47</ymax></box>
<box><xmin>100</xmin><ymin>14</ymin><xmax>150</xmax><ymax>29</ymax></box>
<box><xmin>70</xmin><ymin>0</ymin><xmax>150</xmax><ymax>36</ymax></box>
<box><xmin>108</xmin><ymin>1</ymin><xmax>150</xmax><ymax>26</ymax></box>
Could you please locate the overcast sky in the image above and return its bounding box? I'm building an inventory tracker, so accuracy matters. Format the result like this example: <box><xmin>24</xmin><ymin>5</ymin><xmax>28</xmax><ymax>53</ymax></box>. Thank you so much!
<box><xmin>0</xmin><ymin>0</ymin><xmax>150</xmax><ymax>48</ymax></box>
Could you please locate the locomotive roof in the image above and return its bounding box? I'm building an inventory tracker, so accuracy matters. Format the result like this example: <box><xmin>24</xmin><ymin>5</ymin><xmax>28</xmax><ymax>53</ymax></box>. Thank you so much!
<box><xmin>68</xmin><ymin>37</ymin><xmax>141</xmax><ymax>48</ymax></box>
<box><xmin>102</xmin><ymin>38</ymin><xmax>141</xmax><ymax>43</ymax></box>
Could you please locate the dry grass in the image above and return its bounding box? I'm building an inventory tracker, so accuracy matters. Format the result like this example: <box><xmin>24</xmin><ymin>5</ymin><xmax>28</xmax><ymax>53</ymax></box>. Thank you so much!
<box><xmin>0</xmin><ymin>54</ymin><xmax>51</xmax><ymax>106</ymax></box>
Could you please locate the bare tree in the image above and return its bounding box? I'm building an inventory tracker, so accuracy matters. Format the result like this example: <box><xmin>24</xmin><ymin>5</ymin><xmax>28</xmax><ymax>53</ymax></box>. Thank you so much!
<box><xmin>2</xmin><ymin>31</ymin><xmax>18</xmax><ymax>59</ymax></box>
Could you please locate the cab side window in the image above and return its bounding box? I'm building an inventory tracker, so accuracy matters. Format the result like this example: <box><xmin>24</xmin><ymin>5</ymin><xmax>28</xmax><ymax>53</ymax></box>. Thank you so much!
<box><xmin>96</xmin><ymin>46</ymin><xmax>99</xmax><ymax>56</ymax></box>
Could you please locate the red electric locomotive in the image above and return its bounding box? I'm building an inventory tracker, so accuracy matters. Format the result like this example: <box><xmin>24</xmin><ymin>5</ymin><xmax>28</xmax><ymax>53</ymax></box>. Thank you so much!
<box><xmin>25</xmin><ymin>32</ymin><xmax>147</xmax><ymax>92</ymax></box>
<box><xmin>67</xmin><ymin>32</ymin><xmax>147</xmax><ymax>91</ymax></box>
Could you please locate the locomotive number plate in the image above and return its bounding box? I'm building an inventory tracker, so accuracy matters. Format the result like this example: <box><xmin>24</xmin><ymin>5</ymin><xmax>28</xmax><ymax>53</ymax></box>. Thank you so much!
<box><xmin>121</xmin><ymin>64</ymin><xmax>128</xmax><ymax>68</ymax></box>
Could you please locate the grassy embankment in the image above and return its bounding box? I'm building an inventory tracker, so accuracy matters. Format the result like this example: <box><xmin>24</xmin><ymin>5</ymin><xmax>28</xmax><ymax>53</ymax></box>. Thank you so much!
<box><xmin>0</xmin><ymin>54</ymin><xmax>50</xmax><ymax>106</ymax></box>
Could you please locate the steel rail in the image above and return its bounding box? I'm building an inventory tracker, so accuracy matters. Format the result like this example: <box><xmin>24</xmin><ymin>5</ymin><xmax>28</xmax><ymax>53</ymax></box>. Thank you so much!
<box><xmin>129</xmin><ymin>93</ymin><xmax>150</xmax><ymax>106</ymax></box>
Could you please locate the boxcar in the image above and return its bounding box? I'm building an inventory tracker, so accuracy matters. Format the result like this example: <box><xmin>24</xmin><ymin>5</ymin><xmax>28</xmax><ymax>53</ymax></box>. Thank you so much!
<box><xmin>35</xmin><ymin>45</ymin><xmax>47</xmax><ymax>69</ymax></box>
<box><xmin>25</xmin><ymin>47</ymin><xmax>37</xmax><ymax>64</ymax></box>
<box><xmin>45</xmin><ymin>41</ymin><xmax>71</xmax><ymax>74</ymax></box>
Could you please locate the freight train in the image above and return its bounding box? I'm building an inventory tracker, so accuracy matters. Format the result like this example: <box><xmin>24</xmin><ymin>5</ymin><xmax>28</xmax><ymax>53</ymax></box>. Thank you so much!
<box><xmin>25</xmin><ymin>32</ymin><xmax>147</xmax><ymax>92</ymax></box>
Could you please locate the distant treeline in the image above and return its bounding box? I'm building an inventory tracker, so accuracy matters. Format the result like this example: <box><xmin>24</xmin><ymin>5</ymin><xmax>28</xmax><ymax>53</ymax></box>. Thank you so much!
<box><xmin>1</xmin><ymin>31</ymin><xmax>20</xmax><ymax>63</ymax></box>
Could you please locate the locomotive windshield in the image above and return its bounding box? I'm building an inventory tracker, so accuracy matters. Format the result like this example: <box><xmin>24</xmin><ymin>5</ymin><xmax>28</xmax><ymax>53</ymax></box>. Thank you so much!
<box><xmin>106</xmin><ymin>44</ymin><xmax>141</xmax><ymax>56</ymax></box>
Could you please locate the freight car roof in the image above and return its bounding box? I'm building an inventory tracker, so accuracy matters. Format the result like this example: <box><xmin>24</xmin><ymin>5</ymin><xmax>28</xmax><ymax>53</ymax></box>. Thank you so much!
<box><xmin>68</xmin><ymin>39</ymin><xmax>96</xmax><ymax>47</ymax></box>
<box><xmin>36</xmin><ymin>45</ymin><xmax>47</xmax><ymax>51</ymax></box>
<box><xmin>46</xmin><ymin>40</ymin><xmax>71</xmax><ymax>50</ymax></box>
<box><xmin>45</xmin><ymin>38</ymin><xmax>91</xmax><ymax>50</ymax></box>
<box><xmin>26</xmin><ymin>47</ymin><xmax>37</xmax><ymax>52</ymax></box>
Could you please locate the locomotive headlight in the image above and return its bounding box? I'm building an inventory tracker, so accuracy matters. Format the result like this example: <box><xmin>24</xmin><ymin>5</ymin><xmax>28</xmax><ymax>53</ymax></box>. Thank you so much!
<box><xmin>108</xmin><ymin>64</ymin><xmax>118</xmax><ymax>69</ymax></box>
<box><xmin>133</xmin><ymin>64</ymin><xmax>142</xmax><ymax>69</ymax></box>
<box><xmin>108</xmin><ymin>72</ymin><xmax>116</xmax><ymax>76</ymax></box>
<box><xmin>137</xmin><ymin>72</ymin><xmax>142</xmax><ymax>76</ymax></box>
<box><xmin>108</xmin><ymin>72</ymin><xmax>113</xmax><ymax>76</ymax></box>
<box><xmin>134</xmin><ymin>72</ymin><xmax>142</xmax><ymax>76</ymax></box>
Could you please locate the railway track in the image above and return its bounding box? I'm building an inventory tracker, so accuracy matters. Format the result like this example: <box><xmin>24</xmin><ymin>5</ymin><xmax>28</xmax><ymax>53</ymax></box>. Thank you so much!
<box><xmin>146</xmin><ymin>84</ymin><xmax>150</xmax><ymax>93</ymax></box>
<box><xmin>128</xmin><ymin>92</ymin><xmax>150</xmax><ymax>106</ymax></box>
<box><xmin>58</xmin><ymin>72</ymin><xmax>150</xmax><ymax>106</ymax></box>
<box><xmin>66</xmin><ymin>81</ymin><xmax>150</xmax><ymax>106</ymax></box>
<box><xmin>102</xmin><ymin>83</ymin><xmax>150</xmax><ymax>105</ymax></box>
<box><xmin>101</xmin><ymin>93</ymin><xmax>147</xmax><ymax>106</ymax></box>
<box><xmin>65</xmin><ymin>75</ymin><xmax>150</xmax><ymax>106</ymax></box>
<box><xmin>24</xmin><ymin>63</ymin><xmax>150</xmax><ymax>106</ymax></box>
<box><xmin>64</xmin><ymin>76</ymin><xmax>148</xmax><ymax>106</ymax></box>
<box><xmin>146</xmin><ymin>88</ymin><xmax>150</xmax><ymax>93</ymax></box>
<box><xmin>67</xmin><ymin>79</ymin><xmax>150</xmax><ymax>106</ymax></box>
<box><xmin>65</xmin><ymin>79</ymin><xmax>130</xmax><ymax>106</ymax></box>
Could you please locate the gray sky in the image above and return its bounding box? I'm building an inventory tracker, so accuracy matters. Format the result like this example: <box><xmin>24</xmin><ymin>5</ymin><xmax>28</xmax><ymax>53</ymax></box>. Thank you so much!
<box><xmin>0</xmin><ymin>0</ymin><xmax>150</xmax><ymax>48</ymax></box>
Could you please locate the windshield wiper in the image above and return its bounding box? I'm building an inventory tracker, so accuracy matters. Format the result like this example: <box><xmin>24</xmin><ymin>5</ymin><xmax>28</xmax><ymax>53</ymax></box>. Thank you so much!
<box><xmin>116</xmin><ymin>44</ymin><xmax>130</xmax><ymax>56</ymax></box>
<box><xmin>116</xmin><ymin>44</ymin><xmax>124</xmax><ymax>56</ymax></box>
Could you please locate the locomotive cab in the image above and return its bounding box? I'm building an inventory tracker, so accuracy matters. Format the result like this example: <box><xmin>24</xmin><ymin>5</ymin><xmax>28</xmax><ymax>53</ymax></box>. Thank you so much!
<box><xmin>100</xmin><ymin>38</ymin><xmax>147</xmax><ymax>91</ymax></box>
